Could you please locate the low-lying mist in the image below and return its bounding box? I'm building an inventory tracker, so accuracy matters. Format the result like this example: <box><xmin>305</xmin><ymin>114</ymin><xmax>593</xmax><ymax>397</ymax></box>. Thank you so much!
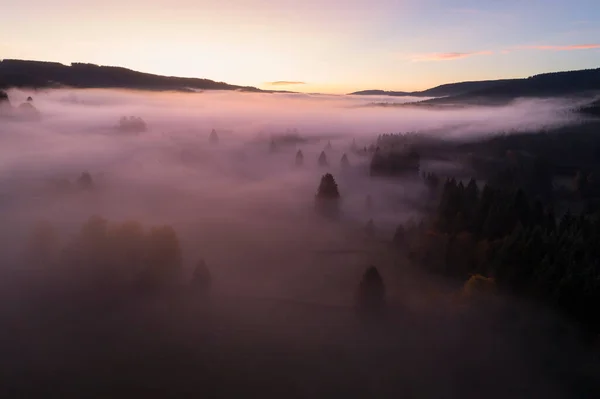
<box><xmin>0</xmin><ymin>88</ymin><xmax>596</xmax><ymax>398</ymax></box>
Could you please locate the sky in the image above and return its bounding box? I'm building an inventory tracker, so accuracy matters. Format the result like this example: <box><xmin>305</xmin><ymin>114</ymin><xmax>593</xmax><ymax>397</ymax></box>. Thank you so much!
<box><xmin>1</xmin><ymin>0</ymin><xmax>600</xmax><ymax>94</ymax></box>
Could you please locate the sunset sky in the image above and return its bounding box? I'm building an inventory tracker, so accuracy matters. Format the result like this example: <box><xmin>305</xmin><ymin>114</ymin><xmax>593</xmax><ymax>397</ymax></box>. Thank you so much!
<box><xmin>1</xmin><ymin>0</ymin><xmax>600</xmax><ymax>94</ymax></box>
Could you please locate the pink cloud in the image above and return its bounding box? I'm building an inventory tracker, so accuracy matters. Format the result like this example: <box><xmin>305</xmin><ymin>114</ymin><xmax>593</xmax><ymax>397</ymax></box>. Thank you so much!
<box><xmin>409</xmin><ymin>51</ymin><xmax>493</xmax><ymax>62</ymax></box>
<box><xmin>524</xmin><ymin>44</ymin><xmax>600</xmax><ymax>51</ymax></box>
<box><xmin>265</xmin><ymin>81</ymin><xmax>306</xmax><ymax>86</ymax></box>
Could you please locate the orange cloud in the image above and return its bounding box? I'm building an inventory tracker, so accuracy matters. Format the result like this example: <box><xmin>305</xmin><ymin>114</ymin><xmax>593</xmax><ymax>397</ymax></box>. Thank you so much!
<box><xmin>409</xmin><ymin>51</ymin><xmax>493</xmax><ymax>62</ymax></box>
<box><xmin>265</xmin><ymin>81</ymin><xmax>306</xmax><ymax>86</ymax></box>
<box><xmin>525</xmin><ymin>44</ymin><xmax>600</xmax><ymax>51</ymax></box>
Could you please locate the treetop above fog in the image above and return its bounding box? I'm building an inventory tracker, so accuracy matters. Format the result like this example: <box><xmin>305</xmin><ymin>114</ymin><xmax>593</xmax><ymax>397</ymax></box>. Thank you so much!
<box><xmin>316</xmin><ymin>173</ymin><xmax>340</xmax><ymax>200</ymax></box>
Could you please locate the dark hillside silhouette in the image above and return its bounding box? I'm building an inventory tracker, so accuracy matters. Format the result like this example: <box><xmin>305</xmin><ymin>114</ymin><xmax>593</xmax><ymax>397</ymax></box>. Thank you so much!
<box><xmin>420</xmin><ymin>68</ymin><xmax>600</xmax><ymax>105</ymax></box>
<box><xmin>0</xmin><ymin>59</ymin><xmax>263</xmax><ymax>92</ymax></box>
<box><xmin>351</xmin><ymin>68</ymin><xmax>600</xmax><ymax>105</ymax></box>
<box><xmin>351</xmin><ymin>79</ymin><xmax>519</xmax><ymax>98</ymax></box>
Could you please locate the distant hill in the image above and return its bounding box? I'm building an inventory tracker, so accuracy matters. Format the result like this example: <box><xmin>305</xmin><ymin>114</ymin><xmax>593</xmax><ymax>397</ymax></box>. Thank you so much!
<box><xmin>432</xmin><ymin>68</ymin><xmax>600</xmax><ymax>104</ymax></box>
<box><xmin>350</xmin><ymin>80</ymin><xmax>519</xmax><ymax>98</ymax></box>
<box><xmin>350</xmin><ymin>90</ymin><xmax>414</xmax><ymax>96</ymax></box>
<box><xmin>415</xmin><ymin>79</ymin><xmax>520</xmax><ymax>97</ymax></box>
<box><xmin>351</xmin><ymin>68</ymin><xmax>600</xmax><ymax>104</ymax></box>
<box><xmin>0</xmin><ymin>59</ymin><xmax>264</xmax><ymax>92</ymax></box>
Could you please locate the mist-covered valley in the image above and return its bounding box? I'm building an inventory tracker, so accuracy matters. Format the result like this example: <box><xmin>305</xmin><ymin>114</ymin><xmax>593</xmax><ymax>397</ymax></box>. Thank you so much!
<box><xmin>0</xmin><ymin>88</ymin><xmax>598</xmax><ymax>398</ymax></box>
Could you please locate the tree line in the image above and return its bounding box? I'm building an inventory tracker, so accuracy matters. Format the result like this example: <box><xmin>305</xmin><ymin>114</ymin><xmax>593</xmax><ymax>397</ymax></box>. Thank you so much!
<box><xmin>396</xmin><ymin>178</ymin><xmax>600</xmax><ymax>334</ymax></box>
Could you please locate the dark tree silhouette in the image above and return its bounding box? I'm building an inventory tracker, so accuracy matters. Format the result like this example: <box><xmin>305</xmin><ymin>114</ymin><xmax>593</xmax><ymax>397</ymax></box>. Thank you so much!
<box><xmin>191</xmin><ymin>259</ymin><xmax>211</xmax><ymax>296</ymax></box>
<box><xmin>316</xmin><ymin>173</ymin><xmax>340</xmax><ymax>199</ymax></box>
<box><xmin>356</xmin><ymin>266</ymin><xmax>386</xmax><ymax>317</ymax></box>
<box><xmin>26</xmin><ymin>96</ymin><xmax>33</xmax><ymax>102</ymax></box>
<box><xmin>209</xmin><ymin>129</ymin><xmax>219</xmax><ymax>144</ymax></box>
<box><xmin>315</xmin><ymin>173</ymin><xmax>341</xmax><ymax>218</ymax></box>
<box><xmin>295</xmin><ymin>149</ymin><xmax>304</xmax><ymax>166</ymax></box>
<box><xmin>325</xmin><ymin>141</ymin><xmax>333</xmax><ymax>151</ymax></box>
<box><xmin>350</xmin><ymin>138</ymin><xmax>358</xmax><ymax>153</ymax></box>
<box><xmin>401</xmin><ymin>178</ymin><xmax>600</xmax><ymax>333</ymax></box>
<box><xmin>318</xmin><ymin>151</ymin><xmax>328</xmax><ymax>167</ymax></box>
<box><xmin>340</xmin><ymin>153</ymin><xmax>350</xmax><ymax>168</ymax></box>
<box><xmin>269</xmin><ymin>139</ymin><xmax>277</xmax><ymax>153</ymax></box>
<box><xmin>77</xmin><ymin>172</ymin><xmax>94</xmax><ymax>190</ymax></box>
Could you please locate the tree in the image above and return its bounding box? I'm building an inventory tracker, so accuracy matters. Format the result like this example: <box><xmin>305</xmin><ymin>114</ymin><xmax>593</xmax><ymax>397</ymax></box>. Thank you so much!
<box><xmin>209</xmin><ymin>129</ymin><xmax>219</xmax><ymax>144</ymax></box>
<box><xmin>118</xmin><ymin>116</ymin><xmax>146</xmax><ymax>133</ymax></box>
<box><xmin>355</xmin><ymin>266</ymin><xmax>386</xmax><ymax>318</ymax></box>
<box><xmin>316</xmin><ymin>173</ymin><xmax>340</xmax><ymax>199</ymax></box>
<box><xmin>340</xmin><ymin>153</ymin><xmax>350</xmax><ymax>168</ymax></box>
<box><xmin>295</xmin><ymin>149</ymin><xmax>304</xmax><ymax>166</ymax></box>
<box><xmin>315</xmin><ymin>173</ymin><xmax>341</xmax><ymax>218</ymax></box>
<box><xmin>325</xmin><ymin>141</ymin><xmax>333</xmax><ymax>151</ymax></box>
<box><xmin>77</xmin><ymin>172</ymin><xmax>94</xmax><ymax>190</ymax></box>
<box><xmin>318</xmin><ymin>151</ymin><xmax>328</xmax><ymax>167</ymax></box>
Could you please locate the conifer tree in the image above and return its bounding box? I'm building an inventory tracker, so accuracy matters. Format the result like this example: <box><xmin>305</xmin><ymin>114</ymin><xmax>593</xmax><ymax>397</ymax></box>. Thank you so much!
<box><xmin>355</xmin><ymin>266</ymin><xmax>386</xmax><ymax>317</ymax></box>
<box><xmin>295</xmin><ymin>149</ymin><xmax>304</xmax><ymax>166</ymax></box>
<box><xmin>340</xmin><ymin>153</ymin><xmax>350</xmax><ymax>168</ymax></box>
<box><xmin>318</xmin><ymin>151</ymin><xmax>328</xmax><ymax>167</ymax></box>
<box><xmin>209</xmin><ymin>129</ymin><xmax>219</xmax><ymax>144</ymax></box>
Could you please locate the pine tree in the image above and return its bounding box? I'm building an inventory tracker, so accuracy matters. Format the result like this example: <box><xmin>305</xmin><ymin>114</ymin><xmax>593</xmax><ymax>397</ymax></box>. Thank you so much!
<box><xmin>316</xmin><ymin>173</ymin><xmax>340</xmax><ymax>199</ymax></box>
<box><xmin>295</xmin><ymin>149</ymin><xmax>304</xmax><ymax>166</ymax></box>
<box><xmin>340</xmin><ymin>153</ymin><xmax>350</xmax><ymax>168</ymax></box>
<box><xmin>356</xmin><ymin>266</ymin><xmax>386</xmax><ymax>318</ymax></box>
<box><xmin>209</xmin><ymin>129</ymin><xmax>219</xmax><ymax>144</ymax></box>
<box><xmin>318</xmin><ymin>151</ymin><xmax>328</xmax><ymax>167</ymax></box>
<box><xmin>315</xmin><ymin>173</ymin><xmax>340</xmax><ymax>218</ymax></box>
<box><xmin>77</xmin><ymin>172</ymin><xmax>94</xmax><ymax>190</ymax></box>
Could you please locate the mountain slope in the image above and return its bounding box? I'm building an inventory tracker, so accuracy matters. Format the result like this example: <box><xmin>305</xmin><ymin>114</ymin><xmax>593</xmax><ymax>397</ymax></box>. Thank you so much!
<box><xmin>351</xmin><ymin>68</ymin><xmax>600</xmax><ymax>103</ymax></box>
<box><xmin>350</xmin><ymin>90</ymin><xmax>413</xmax><ymax>96</ymax></box>
<box><xmin>350</xmin><ymin>79</ymin><xmax>520</xmax><ymax>98</ymax></box>
<box><xmin>0</xmin><ymin>59</ymin><xmax>262</xmax><ymax>92</ymax></box>
<box><xmin>415</xmin><ymin>79</ymin><xmax>521</xmax><ymax>97</ymax></box>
